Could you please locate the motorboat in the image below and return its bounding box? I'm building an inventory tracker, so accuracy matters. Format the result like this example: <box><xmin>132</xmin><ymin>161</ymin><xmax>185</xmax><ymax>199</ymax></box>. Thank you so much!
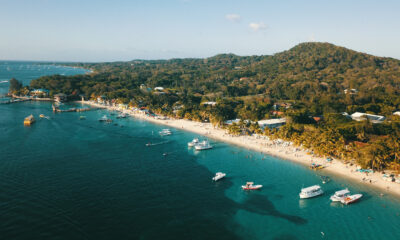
<box><xmin>299</xmin><ymin>185</ymin><xmax>323</xmax><ymax>199</ymax></box>
<box><xmin>24</xmin><ymin>114</ymin><xmax>35</xmax><ymax>126</ymax></box>
<box><xmin>212</xmin><ymin>172</ymin><xmax>226</xmax><ymax>181</ymax></box>
<box><xmin>39</xmin><ymin>114</ymin><xmax>45</xmax><ymax>118</ymax></box>
<box><xmin>80</xmin><ymin>116</ymin><xmax>86</xmax><ymax>120</ymax></box>
<box><xmin>194</xmin><ymin>140</ymin><xmax>213</xmax><ymax>150</ymax></box>
<box><xmin>117</xmin><ymin>113</ymin><xmax>127</xmax><ymax>118</ymax></box>
<box><xmin>99</xmin><ymin>115</ymin><xmax>112</xmax><ymax>123</ymax></box>
<box><xmin>188</xmin><ymin>138</ymin><xmax>199</xmax><ymax>147</ymax></box>
<box><xmin>159</xmin><ymin>129</ymin><xmax>172</xmax><ymax>136</ymax></box>
<box><xmin>330</xmin><ymin>188</ymin><xmax>350</xmax><ymax>202</ymax></box>
<box><xmin>242</xmin><ymin>182</ymin><xmax>262</xmax><ymax>190</ymax></box>
<box><xmin>341</xmin><ymin>194</ymin><xmax>363</xmax><ymax>205</ymax></box>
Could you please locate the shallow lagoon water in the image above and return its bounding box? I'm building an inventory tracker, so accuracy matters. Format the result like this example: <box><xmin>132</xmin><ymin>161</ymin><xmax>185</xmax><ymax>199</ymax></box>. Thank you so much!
<box><xmin>1</xmin><ymin>63</ymin><xmax>400</xmax><ymax>239</ymax></box>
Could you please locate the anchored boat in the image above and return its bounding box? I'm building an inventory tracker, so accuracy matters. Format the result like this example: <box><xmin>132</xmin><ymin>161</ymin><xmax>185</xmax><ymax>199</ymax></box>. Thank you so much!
<box><xmin>194</xmin><ymin>140</ymin><xmax>212</xmax><ymax>150</ymax></box>
<box><xmin>212</xmin><ymin>172</ymin><xmax>226</xmax><ymax>181</ymax></box>
<box><xmin>24</xmin><ymin>115</ymin><xmax>35</xmax><ymax>126</ymax></box>
<box><xmin>341</xmin><ymin>194</ymin><xmax>363</xmax><ymax>205</ymax></box>
<box><xmin>330</xmin><ymin>188</ymin><xmax>350</xmax><ymax>202</ymax></box>
<box><xmin>188</xmin><ymin>138</ymin><xmax>199</xmax><ymax>147</ymax></box>
<box><xmin>299</xmin><ymin>185</ymin><xmax>323</xmax><ymax>199</ymax></box>
<box><xmin>242</xmin><ymin>182</ymin><xmax>262</xmax><ymax>190</ymax></box>
<box><xmin>159</xmin><ymin>129</ymin><xmax>172</xmax><ymax>136</ymax></box>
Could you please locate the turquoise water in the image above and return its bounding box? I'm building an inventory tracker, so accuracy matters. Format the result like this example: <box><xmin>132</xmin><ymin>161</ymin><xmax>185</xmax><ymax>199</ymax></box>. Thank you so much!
<box><xmin>0</xmin><ymin>61</ymin><xmax>88</xmax><ymax>96</ymax></box>
<box><xmin>1</xmin><ymin>63</ymin><xmax>400</xmax><ymax>239</ymax></box>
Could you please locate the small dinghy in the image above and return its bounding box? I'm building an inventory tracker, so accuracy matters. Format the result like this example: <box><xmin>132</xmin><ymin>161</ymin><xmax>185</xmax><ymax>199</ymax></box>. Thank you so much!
<box><xmin>242</xmin><ymin>182</ymin><xmax>262</xmax><ymax>190</ymax></box>
<box><xmin>341</xmin><ymin>194</ymin><xmax>363</xmax><ymax>205</ymax></box>
<box><xmin>212</xmin><ymin>172</ymin><xmax>226</xmax><ymax>181</ymax></box>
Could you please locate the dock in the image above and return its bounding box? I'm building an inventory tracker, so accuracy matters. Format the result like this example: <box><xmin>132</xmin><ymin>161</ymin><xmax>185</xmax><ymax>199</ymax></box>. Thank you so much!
<box><xmin>52</xmin><ymin>104</ymin><xmax>96</xmax><ymax>113</ymax></box>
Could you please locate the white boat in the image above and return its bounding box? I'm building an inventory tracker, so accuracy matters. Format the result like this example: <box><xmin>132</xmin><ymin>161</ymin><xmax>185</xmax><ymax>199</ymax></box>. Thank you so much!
<box><xmin>195</xmin><ymin>140</ymin><xmax>213</xmax><ymax>150</ymax></box>
<box><xmin>117</xmin><ymin>113</ymin><xmax>127</xmax><ymax>118</ymax></box>
<box><xmin>159</xmin><ymin>129</ymin><xmax>172</xmax><ymax>136</ymax></box>
<box><xmin>341</xmin><ymin>194</ymin><xmax>363</xmax><ymax>205</ymax></box>
<box><xmin>212</xmin><ymin>172</ymin><xmax>226</xmax><ymax>181</ymax></box>
<box><xmin>330</xmin><ymin>188</ymin><xmax>350</xmax><ymax>202</ymax></box>
<box><xmin>299</xmin><ymin>185</ymin><xmax>323</xmax><ymax>199</ymax></box>
<box><xmin>99</xmin><ymin>115</ymin><xmax>112</xmax><ymax>122</ymax></box>
<box><xmin>242</xmin><ymin>182</ymin><xmax>263</xmax><ymax>190</ymax></box>
<box><xmin>188</xmin><ymin>138</ymin><xmax>199</xmax><ymax>147</ymax></box>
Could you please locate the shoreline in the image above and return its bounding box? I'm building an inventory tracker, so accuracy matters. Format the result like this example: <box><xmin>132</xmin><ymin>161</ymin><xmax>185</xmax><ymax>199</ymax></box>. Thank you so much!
<box><xmin>81</xmin><ymin>100</ymin><xmax>400</xmax><ymax>198</ymax></box>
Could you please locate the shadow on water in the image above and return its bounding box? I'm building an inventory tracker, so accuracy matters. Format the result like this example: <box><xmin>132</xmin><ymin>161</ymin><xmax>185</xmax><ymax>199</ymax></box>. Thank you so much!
<box><xmin>273</xmin><ymin>233</ymin><xmax>299</xmax><ymax>240</ymax></box>
<box><xmin>238</xmin><ymin>194</ymin><xmax>307</xmax><ymax>225</ymax></box>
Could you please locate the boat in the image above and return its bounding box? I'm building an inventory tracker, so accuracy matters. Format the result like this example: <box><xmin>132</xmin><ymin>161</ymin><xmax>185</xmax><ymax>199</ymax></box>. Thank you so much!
<box><xmin>24</xmin><ymin>115</ymin><xmax>35</xmax><ymax>126</ymax></box>
<box><xmin>341</xmin><ymin>194</ymin><xmax>363</xmax><ymax>205</ymax></box>
<box><xmin>242</xmin><ymin>182</ymin><xmax>263</xmax><ymax>190</ymax></box>
<box><xmin>116</xmin><ymin>113</ymin><xmax>127</xmax><ymax>118</ymax></box>
<box><xmin>99</xmin><ymin>115</ymin><xmax>112</xmax><ymax>123</ymax></box>
<box><xmin>159</xmin><ymin>129</ymin><xmax>172</xmax><ymax>136</ymax></box>
<box><xmin>188</xmin><ymin>138</ymin><xmax>199</xmax><ymax>147</ymax></box>
<box><xmin>212</xmin><ymin>172</ymin><xmax>226</xmax><ymax>181</ymax></box>
<box><xmin>39</xmin><ymin>114</ymin><xmax>45</xmax><ymax>118</ymax></box>
<box><xmin>299</xmin><ymin>185</ymin><xmax>323</xmax><ymax>199</ymax></box>
<box><xmin>309</xmin><ymin>163</ymin><xmax>324</xmax><ymax>170</ymax></box>
<box><xmin>194</xmin><ymin>140</ymin><xmax>213</xmax><ymax>150</ymax></box>
<box><xmin>80</xmin><ymin>116</ymin><xmax>86</xmax><ymax>120</ymax></box>
<box><xmin>330</xmin><ymin>188</ymin><xmax>350</xmax><ymax>202</ymax></box>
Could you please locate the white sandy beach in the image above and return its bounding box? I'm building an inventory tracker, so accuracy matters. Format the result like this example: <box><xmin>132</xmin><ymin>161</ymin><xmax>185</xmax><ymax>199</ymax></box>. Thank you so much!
<box><xmin>81</xmin><ymin>101</ymin><xmax>400</xmax><ymax>198</ymax></box>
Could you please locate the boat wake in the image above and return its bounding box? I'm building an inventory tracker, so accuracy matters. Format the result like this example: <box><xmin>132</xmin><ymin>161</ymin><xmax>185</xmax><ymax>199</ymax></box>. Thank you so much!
<box><xmin>0</xmin><ymin>80</ymin><xmax>8</xmax><ymax>83</ymax></box>
<box><xmin>145</xmin><ymin>140</ymin><xmax>171</xmax><ymax>147</ymax></box>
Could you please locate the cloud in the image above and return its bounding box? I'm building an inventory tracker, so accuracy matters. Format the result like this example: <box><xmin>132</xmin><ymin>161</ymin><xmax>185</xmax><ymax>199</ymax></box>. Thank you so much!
<box><xmin>225</xmin><ymin>14</ymin><xmax>241</xmax><ymax>23</ymax></box>
<box><xmin>249</xmin><ymin>22</ymin><xmax>268</xmax><ymax>32</ymax></box>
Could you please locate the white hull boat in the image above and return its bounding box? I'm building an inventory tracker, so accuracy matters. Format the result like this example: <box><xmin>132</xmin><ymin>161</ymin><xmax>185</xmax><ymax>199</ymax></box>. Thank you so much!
<box><xmin>341</xmin><ymin>194</ymin><xmax>362</xmax><ymax>205</ymax></box>
<box><xmin>330</xmin><ymin>188</ymin><xmax>350</xmax><ymax>202</ymax></box>
<box><xmin>195</xmin><ymin>140</ymin><xmax>212</xmax><ymax>150</ymax></box>
<box><xmin>188</xmin><ymin>138</ymin><xmax>199</xmax><ymax>147</ymax></box>
<box><xmin>299</xmin><ymin>185</ymin><xmax>323</xmax><ymax>199</ymax></box>
<box><xmin>242</xmin><ymin>182</ymin><xmax>262</xmax><ymax>190</ymax></box>
<box><xmin>212</xmin><ymin>172</ymin><xmax>226</xmax><ymax>181</ymax></box>
<box><xmin>159</xmin><ymin>129</ymin><xmax>172</xmax><ymax>136</ymax></box>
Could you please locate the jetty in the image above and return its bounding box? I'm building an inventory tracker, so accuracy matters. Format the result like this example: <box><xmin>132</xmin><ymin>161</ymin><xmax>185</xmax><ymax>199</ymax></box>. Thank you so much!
<box><xmin>0</xmin><ymin>98</ymin><xmax>30</xmax><ymax>104</ymax></box>
<box><xmin>52</xmin><ymin>104</ymin><xmax>96</xmax><ymax>113</ymax></box>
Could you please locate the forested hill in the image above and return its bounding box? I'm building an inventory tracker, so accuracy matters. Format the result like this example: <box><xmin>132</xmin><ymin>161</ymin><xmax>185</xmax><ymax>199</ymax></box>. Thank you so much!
<box><xmin>24</xmin><ymin>42</ymin><xmax>400</xmax><ymax>169</ymax></box>
<box><xmin>30</xmin><ymin>42</ymin><xmax>400</xmax><ymax>112</ymax></box>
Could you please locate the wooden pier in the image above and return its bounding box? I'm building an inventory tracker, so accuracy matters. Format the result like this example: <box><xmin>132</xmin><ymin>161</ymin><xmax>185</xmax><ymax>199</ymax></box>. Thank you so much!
<box><xmin>52</xmin><ymin>104</ymin><xmax>96</xmax><ymax>113</ymax></box>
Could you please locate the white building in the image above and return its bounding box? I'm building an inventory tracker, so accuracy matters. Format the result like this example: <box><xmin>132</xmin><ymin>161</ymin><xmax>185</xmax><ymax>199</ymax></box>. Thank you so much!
<box><xmin>154</xmin><ymin>87</ymin><xmax>164</xmax><ymax>91</ymax></box>
<box><xmin>202</xmin><ymin>101</ymin><xmax>217</xmax><ymax>106</ymax></box>
<box><xmin>225</xmin><ymin>119</ymin><xmax>241</xmax><ymax>125</ymax></box>
<box><xmin>257</xmin><ymin>118</ymin><xmax>286</xmax><ymax>129</ymax></box>
<box><xmin>351</xmin><ymin>112</ymin><xmax>385</xmax><ymax>123</ymax></box>
<box><xmin>394</xmin><ymin>111</ymin><xmax>400</xmax><ymax>116</ymax></box>
<box><xmin>344</xmin><ymin>89</ymin><xmax>358</xmax><ymax>94</ymax></box>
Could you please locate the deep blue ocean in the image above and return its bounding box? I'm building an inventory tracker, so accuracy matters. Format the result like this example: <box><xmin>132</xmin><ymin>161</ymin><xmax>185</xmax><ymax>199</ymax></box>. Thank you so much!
<box><xmin>1</xmin><ymin>62</ymin><xmax>400</xmax><ymax>240</ymax></box>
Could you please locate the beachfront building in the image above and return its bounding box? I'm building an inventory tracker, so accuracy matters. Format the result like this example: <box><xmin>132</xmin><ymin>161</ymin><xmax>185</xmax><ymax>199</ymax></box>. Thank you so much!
<box><xmin>97</xmin><ymin>95</ymin><xmax>106</xmax><ymax>104</ymax></box>
<box><xmin>154</xmin><ymin>87</ymin><xmax>164</xmax><ymax>91</ymax></box>
<box><xmin>394</xmin><ymin>111</ymin><xmax>400</xmax><ymax>116</ymax></box>
<box><xmin>201</xmin><ymin>101</ymin><xmax>217</xmax><ymax>106</ymax></box>
<box><xmin>118</xmin><ymin>103</ymin><xmax>129</xmax><ymax>110</ymax></box>
<box><xmin>54</xmin><ymin>93</ymin><xmax>67</xmax><ymax>103</ymax></box>
<box><xmin>225</xmin><ymin>119</ymin><xmax>241</xmax><ymax>125</ymax></box>
<box><xmin>257</xmin><ymin>118</ymin><xmax>286</xmax><ymax>129</ymax></box>
<box><xmin>31</xmin><ymin>88</ymin><xmax>49</xmax><ymax>97</ymax></box>
<box><xmin>350</xmin><ymin>112</ymin><xmax>385</xmax><ymax>123</ymax></box>
<box><xmin>344</xmin><ymin>88</ymin><xmax>358</xmax><ymax>95</ymax></box>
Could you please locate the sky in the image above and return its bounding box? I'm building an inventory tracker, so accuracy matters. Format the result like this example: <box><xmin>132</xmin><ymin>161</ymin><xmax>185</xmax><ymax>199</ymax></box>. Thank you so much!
<box><xmin>0</xmin><ymin>0</ymin><xmax>399</xmax><ymax>62</ymax></box>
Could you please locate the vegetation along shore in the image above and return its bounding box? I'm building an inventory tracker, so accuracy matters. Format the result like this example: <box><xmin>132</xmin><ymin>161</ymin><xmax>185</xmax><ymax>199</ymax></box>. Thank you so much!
<box><xmin>9</xmin><ymin>42</ymin><xmax>400</xmax><ymax>196</ymax></box>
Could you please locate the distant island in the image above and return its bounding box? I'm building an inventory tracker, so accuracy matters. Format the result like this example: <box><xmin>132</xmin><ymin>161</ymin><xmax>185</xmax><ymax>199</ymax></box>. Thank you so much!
<box><xmin>9</xmin><ymin>42</ymin><xmax>400</xmax><ymax>172</ymax></box>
